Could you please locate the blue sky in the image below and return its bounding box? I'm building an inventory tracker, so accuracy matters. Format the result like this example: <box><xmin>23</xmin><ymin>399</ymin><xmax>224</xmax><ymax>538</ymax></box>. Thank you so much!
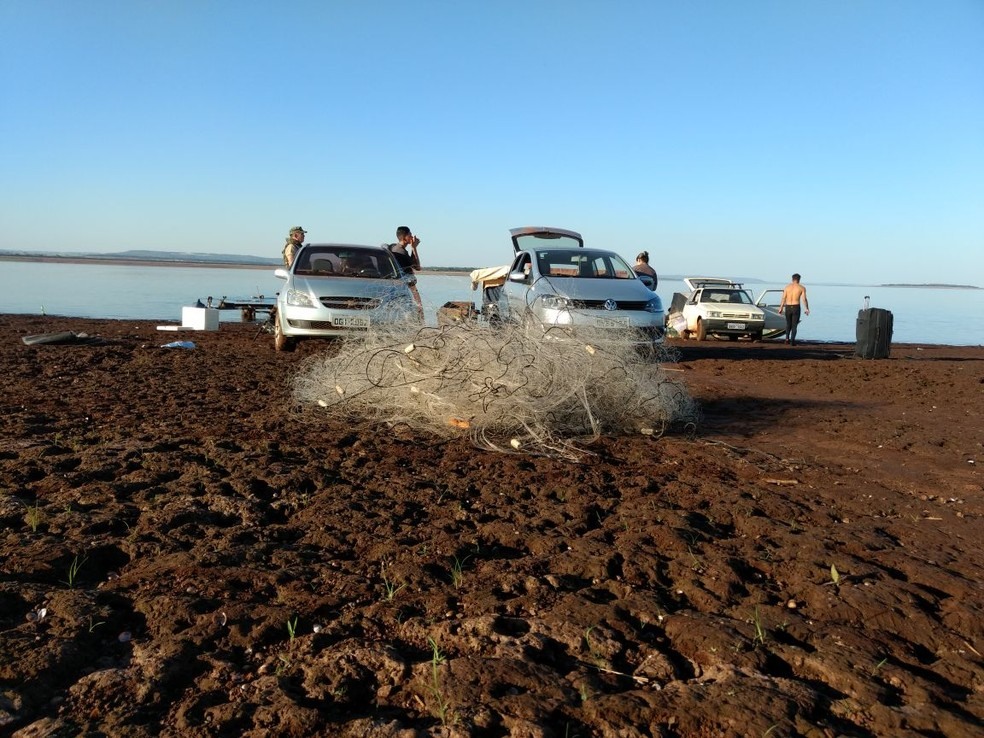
<box><xmin>2</xmin><ymin>1</ymin><xmax>982</xmax><ymax>285</ymax></box>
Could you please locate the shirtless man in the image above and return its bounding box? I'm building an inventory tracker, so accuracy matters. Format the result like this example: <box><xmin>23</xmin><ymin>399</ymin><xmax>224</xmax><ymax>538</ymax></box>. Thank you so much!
<box><xmin>778</xmin><ymin>273</ymin><xmax>810</xmax><ymax>345</ymax></box>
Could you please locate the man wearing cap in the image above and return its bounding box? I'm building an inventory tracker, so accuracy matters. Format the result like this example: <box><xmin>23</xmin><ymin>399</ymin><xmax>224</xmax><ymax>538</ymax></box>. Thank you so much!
<box><xmin>282</xmin><ymin>226</ymin><xmax>307</xmax><ymax>268</ymax></box>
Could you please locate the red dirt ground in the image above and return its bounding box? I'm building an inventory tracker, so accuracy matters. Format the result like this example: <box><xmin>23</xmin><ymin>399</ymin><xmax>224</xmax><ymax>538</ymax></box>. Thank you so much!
<box><xmin>1</xmin><ymin>315</ymin><xmax>981</xmax><ymax>737</ymax></box>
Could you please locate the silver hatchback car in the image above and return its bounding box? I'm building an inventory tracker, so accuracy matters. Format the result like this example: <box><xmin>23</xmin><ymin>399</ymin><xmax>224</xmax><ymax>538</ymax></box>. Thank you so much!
<box><xmin>501</xmin><ymin>226</ymin><xmax>665</xmax><ymax>345</ymax></box>
<box><xmin>273</xmin><ymin>243</ymin><xmax>419</xmax><ymax>351</ymax></box>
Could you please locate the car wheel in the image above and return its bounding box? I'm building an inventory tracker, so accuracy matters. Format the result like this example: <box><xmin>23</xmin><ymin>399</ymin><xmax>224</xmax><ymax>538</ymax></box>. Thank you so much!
<box><xmin>696</xmin><ymin>319</ymin><xmax>707</xmax><ymax>341</ymax></box>
<box><xmin>274</xmin><ymin>314</ymin><xmax>296</xmax><ymax>352</ymax></box>
<box><xmin>752</xmin><ymin>331</ymin><xmax>763</xmax><ymax>343</ymax></box>
<box><xmin>728</xmin><ymin>334</ymin><xmax>739</xmax><ymax>342</ymax></box>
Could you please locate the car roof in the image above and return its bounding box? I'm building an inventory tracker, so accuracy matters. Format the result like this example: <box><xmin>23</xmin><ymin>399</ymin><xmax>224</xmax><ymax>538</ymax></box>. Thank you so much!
<box><xmin>684</xmin><ymin>277</ymin><xmax>743</xmax><ymax>291</ymax></box>
<box><xmin>510</xmin><ymin>226</ymin><xmax>584</xmax><ymax>253</ymax></box>
<box><xmin>302</xmin><ymin>243</ymin><xmax>391</xmax><ymax>252</ymax></box>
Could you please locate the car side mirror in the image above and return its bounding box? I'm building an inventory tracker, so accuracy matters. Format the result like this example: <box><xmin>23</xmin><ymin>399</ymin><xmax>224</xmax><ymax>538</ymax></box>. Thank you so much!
<box><xmin>274</xmin><ymin>268</ymin><xmax>289</xmax><ymax>280</ymax></box>
<box><xmin>637</xmin><ymin>274</ymin><xmax>655</xmax><ymax>290</ymax></box>
<box><xmin>509</xmin><ymin>271</ymin><xmax>528</xmax><ymax>283</ymax></box>
<box><xmin>404</xmin><ymin>273</ymin><xmax>417</xmax><ymax>287</ymax></box>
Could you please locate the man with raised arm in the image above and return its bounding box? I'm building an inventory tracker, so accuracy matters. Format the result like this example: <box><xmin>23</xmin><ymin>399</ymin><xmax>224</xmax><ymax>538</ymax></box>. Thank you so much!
<box><xmin>387</xmin><ymin>225</ymin><xmax>423</xmax><ymax>319</ymax></box>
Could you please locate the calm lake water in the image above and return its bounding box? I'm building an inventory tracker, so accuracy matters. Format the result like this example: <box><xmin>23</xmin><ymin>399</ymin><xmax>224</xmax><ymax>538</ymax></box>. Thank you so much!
<box><xmin>1</xmin><ymin>260</ymin><xmax>982</xmax><ymax>346</ymax></box>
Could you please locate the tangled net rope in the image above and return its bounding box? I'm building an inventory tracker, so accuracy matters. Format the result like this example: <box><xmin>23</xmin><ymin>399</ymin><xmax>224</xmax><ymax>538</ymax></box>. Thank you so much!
<box><xmin>293</xmin><ymin>320</ymin><xmax>698</xmax><ymax>462</ymax></box>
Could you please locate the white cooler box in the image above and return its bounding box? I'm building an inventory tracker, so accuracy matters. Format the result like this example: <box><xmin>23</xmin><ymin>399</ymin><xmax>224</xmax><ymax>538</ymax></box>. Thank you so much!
<box><xmin>181</xmin><ymin>307</ymin><xmax>220</xmax><ymax>331</ymax></box>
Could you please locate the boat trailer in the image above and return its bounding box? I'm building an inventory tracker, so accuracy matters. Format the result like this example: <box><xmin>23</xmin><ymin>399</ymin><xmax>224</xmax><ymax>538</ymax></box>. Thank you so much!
<box><xmin>196</xmin><ymin>295</ymin><xmax>276</xmax><ymax>322</ymax></box>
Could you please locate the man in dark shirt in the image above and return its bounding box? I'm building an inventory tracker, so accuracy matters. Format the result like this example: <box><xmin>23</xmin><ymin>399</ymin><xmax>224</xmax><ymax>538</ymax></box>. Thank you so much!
<box><xmin>389</xmin><ymin>226</ymin><xmax>420</xmax><ymax>273</ymax></box>
<box><xmin>388</xmin><ymin>225</ymin><xmax>423</xmax><ymax>318</ymax></box>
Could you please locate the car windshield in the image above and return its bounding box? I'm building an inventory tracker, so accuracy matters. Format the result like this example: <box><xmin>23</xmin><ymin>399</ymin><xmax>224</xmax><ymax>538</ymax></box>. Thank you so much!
<box><xmin>699</xmin><ymin>289</ymin><xmax>753</xmax><ymax>305</ymax></box>
<box><xmin>293</xmin><ymin>247</ymin><xmax>400</xmax><ymax>279</ymax></box>
<box><xmin>535</xmin><ymin>250</ymin><xmax>635</xmax><ymax>279</ymax></box>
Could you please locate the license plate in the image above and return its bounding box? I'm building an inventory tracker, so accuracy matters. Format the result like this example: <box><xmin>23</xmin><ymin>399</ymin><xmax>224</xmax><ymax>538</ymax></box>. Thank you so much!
<box><xmin>727</xmin><ymin>322</ymin><xmax>746</xmax><ymax>330</ymax></box>
<box><xmin>595</xmin><ymin>317</ymin><xmax>631</xmax><ymax>328</ymax></box>
<box><xmin>332</xmin><ymin>315</ymin><xmax>370</xmax><ymax>328</ymax></box>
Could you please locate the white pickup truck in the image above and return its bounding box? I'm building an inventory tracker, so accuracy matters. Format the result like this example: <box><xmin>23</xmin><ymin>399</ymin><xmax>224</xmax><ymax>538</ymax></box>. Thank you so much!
<box><xmin>666</xmin><ymin>277</ymin><xmax>785</xmax><ymax>341</ymax></box>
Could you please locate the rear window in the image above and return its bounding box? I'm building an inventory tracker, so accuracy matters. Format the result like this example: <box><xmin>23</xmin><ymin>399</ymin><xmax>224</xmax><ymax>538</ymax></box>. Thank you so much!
<box><xmin>701</xmin><ymin>290</ymin><xmax>752</xmax><ymax>304</ymax></box>
<box><xmin>536</xmin><ymin>250</ymin><xmax>634</xmax><ymax>279</ymax></box>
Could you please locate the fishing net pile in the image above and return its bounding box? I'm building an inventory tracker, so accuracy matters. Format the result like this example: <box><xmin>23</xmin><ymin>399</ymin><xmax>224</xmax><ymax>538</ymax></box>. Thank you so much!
<box><xmin>293</xmin><ymin>321</ymin><xmax>698</xmax><ymax>461</ymax></box>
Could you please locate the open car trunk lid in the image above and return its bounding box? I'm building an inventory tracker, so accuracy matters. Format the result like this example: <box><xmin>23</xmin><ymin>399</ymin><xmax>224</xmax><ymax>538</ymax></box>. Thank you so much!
<box><xmin>509</xmin><ymin>226</ymin><xmax>584</xmax><ymax>254</ymax></box>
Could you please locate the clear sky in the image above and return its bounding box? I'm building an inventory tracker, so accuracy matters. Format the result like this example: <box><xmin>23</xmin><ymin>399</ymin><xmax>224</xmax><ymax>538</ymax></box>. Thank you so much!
<box><xmin>2</xmin><ymin>1</ymin><xmax>982</xmax><ymax>285</ymax></box>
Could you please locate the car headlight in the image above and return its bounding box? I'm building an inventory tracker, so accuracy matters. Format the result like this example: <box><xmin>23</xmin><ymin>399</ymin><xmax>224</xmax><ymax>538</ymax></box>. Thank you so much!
<box><xmin>286</xmin><ymin>288</ymin><xmax>316</xmax><ymax>307</ymax></box>
<box><xmin>708</xmin><ymin>311</ymin><xmax>722</xmax><ymax>318</ymax></box>
<box><xmin>644</xmin><ymin>297</ymin><xmax>663</xmax><ymax>314</ymax></box>
<box><xmin>540</xmin><ymin>295</ymin><xmax>571</xmax><ymax>310</ymax></box>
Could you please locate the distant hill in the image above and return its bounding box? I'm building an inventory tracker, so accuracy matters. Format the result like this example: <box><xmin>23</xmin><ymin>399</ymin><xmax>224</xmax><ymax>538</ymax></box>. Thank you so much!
<box><xmin>0</xmin><ymin>251</ymin><xmax>829</xmax><ymax>284</ymax></box>
<box><xmin>0</xmin><ymin>249</ymin><xmax>475</xmax><ymax>271</ymax></box>
<box><xmin>112</xmin><ymin>249</ymin><xmax>282</xmax><ymax>265</ymax></box>
<box><xmin>0</xmin><ymin>248</ymin><xmax>281</xmax><ymax>266</ymax></box>
<box><xmin>879</xmin><ymin>283</ymin><xmax>981</xmax><ymax>290</ymax></box>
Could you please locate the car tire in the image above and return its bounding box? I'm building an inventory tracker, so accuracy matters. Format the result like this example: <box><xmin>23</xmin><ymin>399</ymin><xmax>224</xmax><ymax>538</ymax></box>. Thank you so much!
<box><xmin>729</xmin><ymin>334</ymin><xmax>739</xmax><ymax>342</ymax></box>
<box><xmin>752</xmin><ymin>331</ymin><xmax>763</xmax><ymax>343</ymax></box>
<box><xmin>696</xmin><ymin>319</ymin><xmax>707</xmax><ymax>341</ymax></box>
<box><xmin>274</xmin><ymin>315</ymin><xmax>296</xmax><ymax>353</ymax></box>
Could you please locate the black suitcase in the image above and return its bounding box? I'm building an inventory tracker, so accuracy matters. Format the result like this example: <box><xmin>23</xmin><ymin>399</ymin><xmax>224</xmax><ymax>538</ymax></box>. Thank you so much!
<box><xmin>856</xmin><ymin>307</ymin><xmax>893</xmax><ymax>359</ymax></box>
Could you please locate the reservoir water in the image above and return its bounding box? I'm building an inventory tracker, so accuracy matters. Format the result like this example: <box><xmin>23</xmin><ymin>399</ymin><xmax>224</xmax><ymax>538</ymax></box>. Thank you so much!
<box><xmin>1</xmin><ymin>260</ymin><xmax>981</xmax><ymax>346</ymax></box>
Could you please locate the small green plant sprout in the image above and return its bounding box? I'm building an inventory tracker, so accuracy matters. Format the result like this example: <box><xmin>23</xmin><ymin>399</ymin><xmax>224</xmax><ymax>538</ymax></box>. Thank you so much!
<box><xmin>88</xmin><ymin>616</ymin><xmax>106</xmax><ymax>633</ymax></box>
<box><xmin>751</xmin><ymin>608</ymin><xmax>767</xmax><ymax>647</ymax></box>
<box><xmin>583</xmin><ymin>625</ymin><xmax>609</xmax><ymax>668</ymax></box>
<box><xmin>275</xmin><ymin>654</ymin><xmax>292</xmax><ymax>676</ymax></box>
<box><xmin>286</xmin><ymin>616</ymin><xmax>299</xmax><ymax>643</ymax></box>
<box><xmin>25</xmin><ymin>502</ymin><xmax>43</xmax><ymax>533</ymax></box>
<box><xmin>450</xmin><ymin>555</ymin><xmax>470</xmax><ymax>589</ymax></box>
<box><xmin>426</xmin><ymin>637</ymin><xmax>452</xmax><ymax>726</ymax></box>
<box><xmin>381</xmin><ymin>565</ymin><xmax>407</xmax><ymax>602</ymax></box>
<box><xmin>687</xmin><ymin>545</ymin><xmax>705</xmax><ymax>573</ymax></box>
<box><xmin>65</xmin><ymin>554</ymin><xmax>87</xmax><ymax>588</ymax></box>
<box><xmin>871</xmin><ymin>656</ymin><xmax>888</xmax><ymax>675</ymax></box>
<box><xmin>329</xmin><ymin>685</ymin><xmax>348</xmax><ymax>699</ymax></box>
<box><xmin>830</xmin><ymin>564</ymin><xmax>841</xmax><ymax>587</ymax></box>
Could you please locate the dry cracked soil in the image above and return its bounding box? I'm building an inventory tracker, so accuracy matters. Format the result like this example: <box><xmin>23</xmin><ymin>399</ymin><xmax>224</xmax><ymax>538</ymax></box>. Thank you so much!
<box><xmin>0</xmin><ymin>314</ymin><xmax>982</xmax><ymax>737</ymax></box>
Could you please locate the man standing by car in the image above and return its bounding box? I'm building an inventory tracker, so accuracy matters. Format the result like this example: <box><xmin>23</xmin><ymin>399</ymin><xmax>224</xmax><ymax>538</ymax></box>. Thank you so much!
<box><xmin>388</xmin><ymin>226</ymin><xmax>420</xmax><ymax>272</ymax></box>
<box><xmin>633</xmin><ymin>251</ymin><xmax>658</xmax><ymax>289</ymax></box>
<box><xmin>282</xmin><ymin>226</ymin><xmax>307</xmax><ymax>268</ymax></box>
<box><xmin>388</xmin><ymin>225</ymin><xmax>423</xmax><ymax>318</ymax></box>
<box><xmin>778</xmin><ymin>273</ymin><xmax>810</xmax><ymax>345</ymax></box>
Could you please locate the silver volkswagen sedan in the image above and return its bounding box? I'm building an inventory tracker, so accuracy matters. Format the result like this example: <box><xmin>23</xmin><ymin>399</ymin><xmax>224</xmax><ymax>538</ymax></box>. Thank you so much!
<box><xmin>500</xmin><ymin>226</ymin><xmax>665</xmax><ymax>345</ymax></box>
<box><xmin>272</xmin><ymin>243</ymin><xmax>419</xmax><ymax>351</ymax></box>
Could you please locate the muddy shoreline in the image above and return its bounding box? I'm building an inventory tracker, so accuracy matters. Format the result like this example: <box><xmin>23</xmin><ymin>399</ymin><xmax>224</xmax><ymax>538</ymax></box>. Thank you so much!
<box><xmin>1</xmin><ymin>314</ymin><xmax>981</xmax><ymax>736</ymax></box>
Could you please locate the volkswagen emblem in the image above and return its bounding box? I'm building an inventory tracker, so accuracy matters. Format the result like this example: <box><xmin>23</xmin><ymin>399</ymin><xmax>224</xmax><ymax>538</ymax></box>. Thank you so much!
<box><xmin>603</xmin><ymin>299</ymin><xmax>618</xmax><ymax>311</ymax></box>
